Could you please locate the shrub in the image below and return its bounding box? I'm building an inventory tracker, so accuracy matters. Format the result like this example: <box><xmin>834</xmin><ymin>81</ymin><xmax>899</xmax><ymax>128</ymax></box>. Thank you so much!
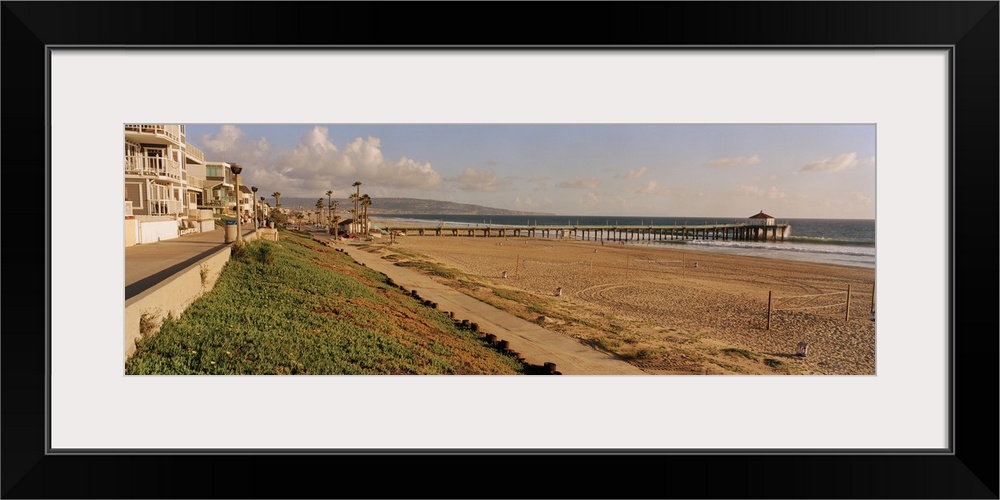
<box><xmin>230</xmin><ymin>241</ymin><xmax>249</xmax><ymax>262</ymax></box>
<box><xmin>721</xmin><ymin>348</ymin><xmax>755</xmax><ymax>360</ymax></box>
<box><xmin>139</xmin><ymin>312</ymin><xmax>158</xmax><ymax>338</ymax></box>
<box><xmin>253</xmin><ymin>241</ymin><xmax>276</xmax><ymax>265</ymax></box>
<box><xmin>630</xmin><ymin>348</ymin><xmax>655</xmax><ymax>359</ymax></box>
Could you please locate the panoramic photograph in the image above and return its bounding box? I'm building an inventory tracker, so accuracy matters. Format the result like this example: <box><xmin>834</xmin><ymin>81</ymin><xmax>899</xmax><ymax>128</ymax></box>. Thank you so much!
<box><xmin>124</xmin><ymin>123</ymin><xmax>876</xmax><ymax>375</ymax></box>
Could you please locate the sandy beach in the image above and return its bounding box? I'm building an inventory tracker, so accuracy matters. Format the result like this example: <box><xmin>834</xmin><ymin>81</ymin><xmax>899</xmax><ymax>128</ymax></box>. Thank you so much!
<box><xmin>359</xmin><ymin>228</ymin><xmax>876</xmax><ymax>375</ymax></box>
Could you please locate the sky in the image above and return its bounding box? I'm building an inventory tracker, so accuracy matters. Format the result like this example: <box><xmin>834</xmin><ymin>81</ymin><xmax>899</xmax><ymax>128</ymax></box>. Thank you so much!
<box><xmin>184</xmin><ymin>123</ymin><xmax>876</xmax><ymax>219</ymax></box>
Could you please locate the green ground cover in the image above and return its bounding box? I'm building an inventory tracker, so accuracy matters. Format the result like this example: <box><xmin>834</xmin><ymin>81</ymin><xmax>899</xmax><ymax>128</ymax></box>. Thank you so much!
<box><xmin>126</xmin><ymin>232</ymin><xmax>526</xmax><ymax>375</ymax></box>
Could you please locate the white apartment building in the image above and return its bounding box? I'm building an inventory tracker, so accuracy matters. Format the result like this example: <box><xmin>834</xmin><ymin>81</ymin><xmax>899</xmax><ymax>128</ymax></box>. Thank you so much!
<box><xmin>201</xmin><ymin>161</ymin><xmax>238</xmax><ymax>216</ymax></box>
<box><xmin>124</xmin><ymin>124</ymin><xmax>213</xmax><ymax>245</ymax></box>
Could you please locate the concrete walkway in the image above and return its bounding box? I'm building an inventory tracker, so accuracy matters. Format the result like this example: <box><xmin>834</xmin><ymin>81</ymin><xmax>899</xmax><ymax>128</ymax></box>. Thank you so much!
<box><xmin>124</xmin><ymin>226</ymin><xmax>254</xmax><ymax>300</ymax></box>
<box><xmin>313</xmin><ymin>232</ymin><xmax>647</xmax><ymax>375</ymax></box>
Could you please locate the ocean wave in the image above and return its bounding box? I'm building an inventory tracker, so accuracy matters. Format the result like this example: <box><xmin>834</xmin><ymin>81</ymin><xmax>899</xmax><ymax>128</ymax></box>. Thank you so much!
<box><xmin>787</xmin><ymin>236</ymin><xmax>875</xmax><ymax>247</ymax></box>
<box><xmin>685</xmin><ymin>239</ymin><xmax>875</xmax><ymax>257</ymax></box>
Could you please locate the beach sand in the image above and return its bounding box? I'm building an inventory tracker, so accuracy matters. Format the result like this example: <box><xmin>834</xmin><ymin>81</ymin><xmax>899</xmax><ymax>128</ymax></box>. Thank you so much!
<box><xmin>360</xmin><ymin>230</ymin><xmax>876</xmax><ymax>375</ymax></box>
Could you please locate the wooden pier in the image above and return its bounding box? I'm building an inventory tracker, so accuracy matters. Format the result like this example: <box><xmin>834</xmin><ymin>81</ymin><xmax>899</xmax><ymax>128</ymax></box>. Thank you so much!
<box><xmin>384</xmin><ymin>223</ymin><xmax>790</xmax><ymax>242</ymax></box>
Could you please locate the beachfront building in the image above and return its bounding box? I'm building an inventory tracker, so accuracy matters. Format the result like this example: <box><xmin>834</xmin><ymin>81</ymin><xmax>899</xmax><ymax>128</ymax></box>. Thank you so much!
<box><xmin>125</xmin><ymin>124</ymin><xmax>209</xmax><ymax>245</ymax></box>
<box><xmin>748</xmin><ymin>210</ymin><xmax>776</xmax><ymax>226</ymax></box>
<box><xmin>257</xmin><ymin>201</ymin><xmax>271</xmax><ymax>221</ymax></box>
<box><xmin>238</xmin><ymin>185</ymin><xmax>255</xmax><ymax>220</ymax></box>
<box><xmin>202</xmin><ymin>161</ymin><xmax>238</xmax><ymax>217</ymax></box>
<box><xmin>336</xmin><ymin>218</ymin><xmax>370</xmax><ymax>236</ymax></box>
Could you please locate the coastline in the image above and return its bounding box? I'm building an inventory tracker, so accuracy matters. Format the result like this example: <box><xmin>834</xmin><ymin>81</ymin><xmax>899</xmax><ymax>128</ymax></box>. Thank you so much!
<box><xmin>359</xmin><ymin>230</ymin><xmax>876</xmax><ymax>375</ymax></box>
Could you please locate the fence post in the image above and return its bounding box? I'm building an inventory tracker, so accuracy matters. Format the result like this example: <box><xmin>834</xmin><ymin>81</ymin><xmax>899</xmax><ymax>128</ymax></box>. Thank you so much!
<box><xmin>845</xmin><ymin>284</ymin><xmax>852</xmax><ymax>322</ymax></box>
<box><xmin>766</xmin><ymin>290</ymin><xmax>772</xmax><ymax>331</ymax></box>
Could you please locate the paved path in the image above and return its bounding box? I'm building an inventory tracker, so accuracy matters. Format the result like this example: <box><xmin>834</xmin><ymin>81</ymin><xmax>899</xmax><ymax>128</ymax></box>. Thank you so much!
<box><xmin>314</xmin><ymin>232</ymin><xmax>647</xmax><ymax>375</ymax></box>
<box><xmin>124</xmin><ymin>226</ymin><xmax>254</xmax><ymax>300</ymax></box>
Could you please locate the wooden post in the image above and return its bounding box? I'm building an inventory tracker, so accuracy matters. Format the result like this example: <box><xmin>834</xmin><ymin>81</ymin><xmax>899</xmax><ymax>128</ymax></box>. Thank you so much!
<box><xmin>845</xmin><ymin>284</ymin><xmax>852</xmax><ymax>322</ymax></box>
<box><xmin>766</xmin><ymin>290</ymin><xmax>772</xmax><ymax>330</ymax></box>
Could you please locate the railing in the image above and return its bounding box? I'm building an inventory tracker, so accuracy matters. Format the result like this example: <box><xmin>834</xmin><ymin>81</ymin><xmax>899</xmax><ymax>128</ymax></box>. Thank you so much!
<box><xmin>185</xmin><ymin>142</ymin><xmax>205</xmax><ymax>163</ymax></box>
<box><xmin>187</xmin><ymin>176</ymin><xmax>205</xmax><ymax>189</ymax></box>
<box><xmin>124</xmin><ymin>154</ymin><xmax>182</xmax><ymax>180</ymax></box>
<box><xmin>124</xmin><ymin>124</ymin><xmax>181</xmax><ymax>143</ymax></box>
<box><xmin>204</xmin><ymin>198</ymin><xmax>236</xmax><ymax>207</ymax></box>
<box><xmin>147</xmin><ymin>199</ymin><xmax>184</xmax><ymax>216</ymax></box>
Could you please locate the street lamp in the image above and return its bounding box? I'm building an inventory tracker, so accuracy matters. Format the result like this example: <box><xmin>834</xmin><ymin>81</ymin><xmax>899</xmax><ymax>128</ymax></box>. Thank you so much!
<box><xmin>251</xmin><ymin>186</ymin><xmax>258</xmax><ymax>228</ymax></box>
<box><xmin>231</xmin><ymin>164</ymin><xmax>243</xmax><ymax>243</ymax></box>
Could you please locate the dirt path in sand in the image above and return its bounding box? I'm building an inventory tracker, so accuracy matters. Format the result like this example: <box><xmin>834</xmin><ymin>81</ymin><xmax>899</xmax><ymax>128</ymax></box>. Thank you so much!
<box><xmin>313</xmin><ymin>232</ymin><xmax>647</xmax><ymax>375</ymax></box>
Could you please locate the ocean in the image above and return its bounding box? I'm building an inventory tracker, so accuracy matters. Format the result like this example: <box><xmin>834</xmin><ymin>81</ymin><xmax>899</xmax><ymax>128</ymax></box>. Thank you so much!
<box><xmin>373</xmin><ymin>214</ymin><xmax>876</xmax><ymax>269</ymax></box>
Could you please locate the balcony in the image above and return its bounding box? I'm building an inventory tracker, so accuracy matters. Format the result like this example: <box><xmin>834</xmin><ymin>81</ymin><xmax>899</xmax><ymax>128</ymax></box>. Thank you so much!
<box><xmin>125</xmin><ymin>124</ymin><xmax>181</xmax><ymax>144</ymax></box>
<box><xmin>204</xmin><ymin>197</ymin><xmax>236</xmax><ymax>207</ymax></box>
<box><xmin>147</xmin><ymin>199</ymin><xmax>184</xmax><ymax>216</ymax></box>
<box><xmin>185</xmin><ymin>142</ymin><xmax>205</xmax><ymax>164</ymax></box>
<box><xmin>125</xmin><ymin>154</ymin><xmax>182</xmax><ymax>180</ymax></box>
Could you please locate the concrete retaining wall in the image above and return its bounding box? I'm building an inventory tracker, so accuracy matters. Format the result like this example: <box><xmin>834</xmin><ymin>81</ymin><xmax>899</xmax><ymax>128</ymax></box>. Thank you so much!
<box><xmin>257</xmin><ymin>228</ymin><xmax>279</xmax><ymax>241</ymax></box>
<box><xmin>124</xmin><ymin>230</ymin><xmax>267</xmax><ymax>365</ymax></box>
<box><xmin>124</xmin><ymin>247</ymin><xmax>231</xmax><ymax>363</ymax></box>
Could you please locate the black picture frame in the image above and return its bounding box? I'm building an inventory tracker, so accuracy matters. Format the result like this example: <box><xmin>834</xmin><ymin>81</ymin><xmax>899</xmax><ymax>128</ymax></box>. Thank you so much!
<box><xmin>3</xmin><ymin>2</ymin><xmax>997</xmax><ymax>498</ymax></box>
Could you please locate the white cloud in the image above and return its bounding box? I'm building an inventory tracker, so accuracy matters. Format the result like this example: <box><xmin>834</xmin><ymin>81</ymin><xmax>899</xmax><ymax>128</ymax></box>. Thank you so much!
<box><xmin>198</xmin><ymin>125</ymin><xmax>244</xmax><ymax>156</ymax></box>
<box><xmin>800</xmin><ymin>152</ymin><xmax>862</xmax><ymax>172</ymax></box>
<box><xmin>704</xmin><ymin>155</ymin><xmax>761</xmax><ymax>167</ymax></box>
<box><xmin>626</xmin><ymin>166</ymin><xmax>649</xmax><ymax>179</ymax></box>
<box><xmin>198</xmin><ymin>125</ymin><xmax>273</xmax><ymax>188</ymax></box>
<box><xmin>265</xmin><ymin>127</ymin><xmax>443</xmax><ymax>195</ymax></box>
<box><xmin>737</xmin><ymin>185</ymin><xmax>787</xmax><ymax>199</ymax></box>
<box><xmin>557</xmin><ymin>177</ymin><xmax>600</xmax><ymax>189</ymax></box>
<box><xmin>450</xmin><ymin>168</ymin><xmax>514</xmax><ymax>192</ymax></box>
<box><xmin>515</xmin><ymin>196</ymin><xmax>554</xmax><ymax>211</ymax></box>
<box><xmin>635</xmin><ymin>179</ymin><xmax>661</xmax><ymax>195</ymax></box>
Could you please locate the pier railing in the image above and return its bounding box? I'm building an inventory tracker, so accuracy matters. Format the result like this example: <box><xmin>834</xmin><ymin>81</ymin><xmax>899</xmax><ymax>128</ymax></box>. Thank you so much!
<box><xmin>383</xmin><ymin>223</ymin><xmax>790</xmax><ymax>243</ymax></box>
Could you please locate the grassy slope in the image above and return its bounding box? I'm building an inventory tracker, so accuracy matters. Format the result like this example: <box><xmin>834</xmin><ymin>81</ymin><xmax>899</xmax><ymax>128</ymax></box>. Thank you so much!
<box><xmin>126</xmin><ymin>232</ymin><xmax>526</xmax><ymax>375</ymax></box>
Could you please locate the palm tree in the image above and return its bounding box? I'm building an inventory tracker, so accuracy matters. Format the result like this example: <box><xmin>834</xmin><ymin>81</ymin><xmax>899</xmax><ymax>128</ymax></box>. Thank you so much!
<box><xmin>315</xmin><ymin>198</ymin><xmax>324</xmax><ymax>225</ymax></box>
<box><xmin>360</xmin><ymin>194</ymin><xmax>372</xmax><ymax>236</ymax></box>
<box><xmin>348</xmin><ymin>193</ymin><xmax>357</xmax><ymax>231</ymax></box>
<box><xmin>329</xmin><ymin>199</ymin><xmax>339</xmax><ymax>236</ymax></box>
<box><xmin>271</xmin><ymin>192</ymin><xmax>281</xmax><ymax>208</ymax></box>
<box><xmin>325</xmin><ymin>190</ymin><xmax>334</xmax><ymax>224</ymax></box>
<box><xmin>351</xmin><ymin>181</ymin><xmax>362</xmax><ymax>235</ymax></box>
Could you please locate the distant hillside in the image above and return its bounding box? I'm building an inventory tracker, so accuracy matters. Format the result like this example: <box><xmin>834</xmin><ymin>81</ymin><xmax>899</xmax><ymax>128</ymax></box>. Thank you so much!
<box><xmin>276</xmin><ymin>197</ymin><xmax>551</xmax><ymax>216</ymax></box>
